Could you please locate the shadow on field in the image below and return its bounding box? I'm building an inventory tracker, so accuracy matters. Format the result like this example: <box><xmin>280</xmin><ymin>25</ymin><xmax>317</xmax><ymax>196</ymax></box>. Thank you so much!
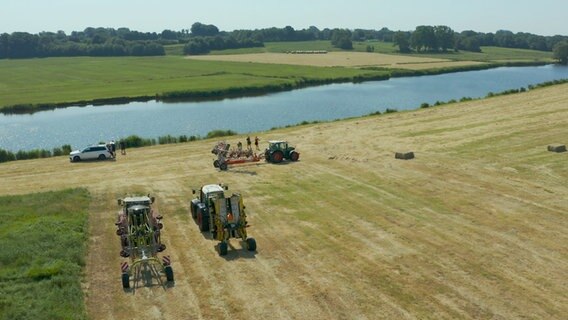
<box><xmin>217</xmin><ymin>241</ymin><xmax>257</xmax><ymax>261</ymax></box>
<box><xmin>229</xmin><ymin>169</ymin><xmax>258</xmax><ymax>176</ymax></box>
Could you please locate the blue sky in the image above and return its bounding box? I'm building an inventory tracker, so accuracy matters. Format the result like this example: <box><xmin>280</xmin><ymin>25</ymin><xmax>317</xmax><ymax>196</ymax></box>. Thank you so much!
<box><xmin>1</xmin><ymin>0</ymin><xmax>566</xmax><ymax>36</ymax></box>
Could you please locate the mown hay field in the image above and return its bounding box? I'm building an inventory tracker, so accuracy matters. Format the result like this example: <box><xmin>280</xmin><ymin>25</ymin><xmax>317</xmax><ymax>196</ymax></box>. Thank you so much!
<box><xmin>186</xmin><ymin>51</ymin><xmax>486</xmax><ymax>69</ymax></box>
<box><xmin>0</xmin><ymin>84</ymin><xmax>567</xmax><ymax>319</ymax></box>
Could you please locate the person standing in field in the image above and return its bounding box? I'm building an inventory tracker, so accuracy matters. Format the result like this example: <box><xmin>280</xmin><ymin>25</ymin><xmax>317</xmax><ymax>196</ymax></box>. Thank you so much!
<box><xmin>110</xmin><ymin>140</ymin><xmax>116</xmax><ymax>158</ymax></box>
<box><xmin>120</xmin><ymin>140</ymin><xmax>126</xmax><ymax>155</ymax></box>
<box><xmin>246</xmin><ymin>136</ymin><xmax>251</xmax><ymax>150</ymax></box>
<box><xmin>254</xmin><ymin>136</ymin><xmax>260</xmax><ymax>150</ymax></box>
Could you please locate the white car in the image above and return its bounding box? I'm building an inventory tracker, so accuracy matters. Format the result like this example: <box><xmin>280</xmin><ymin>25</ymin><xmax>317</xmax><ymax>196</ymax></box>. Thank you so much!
<box><xmin>69</xmin><ymin>145</ymin><xmax>113</xmax><ymax>162</ymax></box>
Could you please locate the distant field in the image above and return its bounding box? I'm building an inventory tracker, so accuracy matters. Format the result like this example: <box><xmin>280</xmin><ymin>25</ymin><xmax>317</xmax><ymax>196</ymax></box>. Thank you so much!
<box><xmin>169</xmin><ymin>40</ymin><xmax>553</xmax><ymax>63</ymax></box>
<box><xmin>0</xmin><ymin>84</ymin><xmax>567</xmax><ymax>319</ymax></box>
<box><xmin>186</xmin><ymin>51</ymin><xmax>486</xmax><ymax>69</ymax></box>
<box><xmin>0</xmin><ymin>41</ymin><xmax>554</xmax><ymax>110</ymax></box>
<box><xmin>0</xmin><ymin>56</ymin><xmax>386</xmax><ymax>109</ymax></box>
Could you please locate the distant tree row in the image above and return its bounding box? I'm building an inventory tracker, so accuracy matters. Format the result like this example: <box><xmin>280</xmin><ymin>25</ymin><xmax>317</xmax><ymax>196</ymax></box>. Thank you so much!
<box><xmin>392</xmin><ymin>26</ymin><xmax>568</xmax><ymax>54</ymax></box>
<box><xmin>1</xmin><ymin>23</ymin><xmax>567</xmax><ymax>59</ymax></box>
<box><xmin>0</xmin><ymin>30</ymin><xmax>165</xmax><ymax>58</ymax></box>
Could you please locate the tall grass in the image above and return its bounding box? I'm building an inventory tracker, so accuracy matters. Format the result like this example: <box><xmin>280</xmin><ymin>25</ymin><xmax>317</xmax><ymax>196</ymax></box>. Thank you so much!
<box><xmin>0</xmin><ymin>189</ymin><xmax>90</xmax><ymax>320</ymax></box>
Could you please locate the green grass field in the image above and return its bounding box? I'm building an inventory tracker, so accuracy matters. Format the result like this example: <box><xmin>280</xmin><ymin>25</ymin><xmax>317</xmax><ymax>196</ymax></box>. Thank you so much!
<box><xmin>169</xmin><ymin>40</ymin><xmax>553</xmax><ymax>63</ymax></box>
<box><xmin>0</xmin><ymin>41</ymin><xmax>554</xmax><ymax>111</ymax></box>
<box><xmin>0</xmin><ymin>55</ymin><xmax>386</xmax><ymax>109</ymax></box>
<box><xmin>0</xmin><ymin>189</ymin><xmax>90</xmax><ymax>320</ymax></box>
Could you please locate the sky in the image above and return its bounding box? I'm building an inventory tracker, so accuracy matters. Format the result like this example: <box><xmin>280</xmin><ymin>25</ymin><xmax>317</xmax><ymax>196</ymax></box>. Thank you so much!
<box><xmin>1</xmin><ymin>0</ymin><xmax>566</xmax><ymax>36</ymax></box>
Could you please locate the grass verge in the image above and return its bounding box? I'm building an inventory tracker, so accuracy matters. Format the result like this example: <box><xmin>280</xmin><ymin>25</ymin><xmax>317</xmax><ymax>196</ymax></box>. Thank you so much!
<box><xmin>0</xmin><ymin>188</ymin><xmax>90</xmax><ymax>320</ymax></box>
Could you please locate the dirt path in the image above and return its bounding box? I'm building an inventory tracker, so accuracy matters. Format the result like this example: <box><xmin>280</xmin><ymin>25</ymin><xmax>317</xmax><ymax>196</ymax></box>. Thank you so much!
<box><xmin>1</xmin><ymin>84</ymin><xmax>567</xmax><ymax>319</ymax></box>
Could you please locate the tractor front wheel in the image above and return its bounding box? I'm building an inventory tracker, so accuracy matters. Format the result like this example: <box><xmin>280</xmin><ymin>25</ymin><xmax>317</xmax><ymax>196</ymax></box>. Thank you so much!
<box><xmin>198</xmin><ymin>209</ymin><xmax>210</xmax><ymax>232</ymax></box>
<box><xmin>213</xmin><ymin>160</ymin><xmax>220</xmax><ymax>168</ymax></box>
<box><xmin>246</xmin><ymin>238</ymin><xmax>257</xmax><ymax>251</ymax></box>
<box><xmin>219</xmin><ymin>162</ymin><xmax>228</xmax><ymax>171</ymax></box>
<box><xmin>289</xmin><ymin>151</ymin><xmax>299</xmax><ymax>161</ymax></box>
<box><xmin>219</xmin><ymin>242</ymin><xmax>228</xmax><ymax>256</ymax></box>
<box><xmin>165</xmin><ymin>266</ymin><xmax>174</xmax><ymax>282</ymax></box>
<box><xmin>121</xmin><ymin>273</ymin><xmax>130</xmax><ymax>289</ymax></box>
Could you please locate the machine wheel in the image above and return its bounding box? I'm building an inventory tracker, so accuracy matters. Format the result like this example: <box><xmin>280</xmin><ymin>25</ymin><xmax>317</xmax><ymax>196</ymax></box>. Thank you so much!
<box><xmin>219</xmin><ymin>162</ymin><xmax>228</xmax><ymax>171</ymax></box>
<box><xmin>270</xmin><ymin>151</ymin><xmax>284</xmax><ymax>163</ymax></box>
<box><xmin>73</xmin><ymin>156</ymin><xmax>80</xmax><ymax>162</ymax></box>
<box><xmin>98</xmin><ymin>154</ymin><xmax>106</xmax><ymax>160</ymax></box>
<box><xmin>164</xmin><ymin>265</ymin><xmax>174</xmax><ymax>282</ymax></box>
<box><xmin>121</xmin><ymin>273</ymin><xmax>130</xmax><ymax>289</ymax></box>
<box><xmin>198</xmin><ymin>209</ymin><xmax>210</xmax><ymax>232</ymax></box>
<box><xmin>219</xmin><ymin>242</ymin><xmax>228</xmax><ymax>256</ymax></box>
<box><xmin>213</xmin><ymin>160</ymin><xmax>220</xmax><ymax>168</ymax></box>
<box><xmin>289</xmin><ymin>151</ymin><xmax>299</xmax><ymax>161</ymax></box>
<box><xmin>246</xmin><ymin>238</ymin><xmax>257</xmax><ymax>251</ymax></box>
<box><xmin>190</xmin><ymin>200</ymin><xmax>199</xmax><ymax>219</ymax></box>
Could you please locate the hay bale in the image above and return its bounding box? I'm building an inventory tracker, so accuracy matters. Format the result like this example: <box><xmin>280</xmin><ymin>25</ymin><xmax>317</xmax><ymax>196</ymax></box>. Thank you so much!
<box><xmin>547</xmin><ymin>144</ymin><xmax>566</xmax><ymax>153</ymax></box>
<box><xmin>395</xmin><ymin>152</ymin><xmax>415</xmax><ymax>160</ymax></box>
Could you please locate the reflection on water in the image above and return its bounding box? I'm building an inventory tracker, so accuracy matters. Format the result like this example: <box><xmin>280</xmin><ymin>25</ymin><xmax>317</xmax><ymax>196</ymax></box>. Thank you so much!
<box><xmin>1</xmin><ymin>65</ymin><xmax>567</xmax><ymax>152</ymax></box>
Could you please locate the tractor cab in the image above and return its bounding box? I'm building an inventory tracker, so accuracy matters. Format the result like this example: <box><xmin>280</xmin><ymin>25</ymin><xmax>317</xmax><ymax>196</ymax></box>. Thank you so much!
<box><xmin>128</xmin><ymin>205</ymin><xmax>150</xmax><ymax>227</ymax></box>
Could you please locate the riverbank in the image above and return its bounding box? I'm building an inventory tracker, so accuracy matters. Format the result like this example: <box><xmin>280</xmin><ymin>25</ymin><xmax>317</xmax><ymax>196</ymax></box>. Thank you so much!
<box><xmin>0</xmin><ymin>51</ymin><xmax>553</xmax><ymax>114</ymax></box>
<box><xmin>2</xmin><ymin>77</ymin><xmax>567</xmax><ymax>162</ymax></box>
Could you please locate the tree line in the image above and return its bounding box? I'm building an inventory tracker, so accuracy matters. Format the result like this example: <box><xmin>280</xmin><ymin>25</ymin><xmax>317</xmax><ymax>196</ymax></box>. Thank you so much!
<box><xmin>1</xmin><ymin>23</ymin><xmax>567</xmax><ymax>60</ymax></box>
<box><xmin>392</xmin><ymin>26</ymin><xmax>567</xmax><ymax>53</ymax></box>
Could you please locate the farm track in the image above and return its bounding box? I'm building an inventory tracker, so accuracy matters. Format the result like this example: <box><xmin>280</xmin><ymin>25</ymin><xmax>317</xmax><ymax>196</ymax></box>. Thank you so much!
<box><xmin>0</xmin><ymin>84</ymin><xmax>567</xmax><ymax>319</ymax></box>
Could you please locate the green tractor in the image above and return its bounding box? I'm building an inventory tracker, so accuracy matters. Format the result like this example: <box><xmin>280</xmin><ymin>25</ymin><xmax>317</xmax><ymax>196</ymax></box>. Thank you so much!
<box><xmin>264</xmin><ymin>140</ymin><xmax>300</xmax><ymax>163</ymax></box>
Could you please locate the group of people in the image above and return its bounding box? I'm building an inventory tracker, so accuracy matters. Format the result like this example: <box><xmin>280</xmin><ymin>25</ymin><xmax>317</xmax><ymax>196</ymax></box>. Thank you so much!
<box><xmin>237</xmin><ymin>136</ymin><xmax>260</xmax><ymax>152</ymax></box>
<box><xmin>106</xmin><ymin>140</ymin><xmax>127</xmax><ymax>158</ymax></box>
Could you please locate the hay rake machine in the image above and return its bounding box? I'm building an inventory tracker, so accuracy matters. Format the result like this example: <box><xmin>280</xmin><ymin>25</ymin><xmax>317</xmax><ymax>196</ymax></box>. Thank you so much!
<box><xmin>115</xmin><ymin>195</ymin><xmax>174</xmax><ymax>289</ymax></box>
<box><xmin>211</xmin><ymin>141</ymin><xmax>264</xmax><ymax>171</ymax></box>
<box><xmin>191</xmin><ymin>184</ymin><xmax>257</xmax><ymax>255</ymax></box>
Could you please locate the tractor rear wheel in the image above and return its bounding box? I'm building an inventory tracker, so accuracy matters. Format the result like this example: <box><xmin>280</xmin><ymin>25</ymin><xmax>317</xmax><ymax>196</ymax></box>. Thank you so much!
<box><xmin>289</xmin><ymin>151</ymin><xmax>299</xmax><ymax>161</ymax></box>
<box><xmin>219</xmin><ymin>242</ymin><xmax>228</xmax><ymax>256</ymax></box>
<box><xmin>270</xmin><ymin>151</ymin><xmax>284</xmax><ymax>163</ymax></box>
<box><xmin>121</xmin><ymin>273</ymin><xmax>130</xmax><ymax>289</ymax></box>
<box><xmin>165</xmin><ymin>266</ymin><xmax>174</xmax><ymax>282</ymax></box>
<box><xmin>213</xmin><ymin>160</ymin><xmax>220</xmax><ymax>168</ymax></box>
<box><xmin>246</xmin><ymin>238</ymin><xmax>257</xmax><ymax>251</ymax></box>
<box><xmin>219</xmin><ymin>162</ymin><xmax>228</xmax><ymax>171</ymax></box>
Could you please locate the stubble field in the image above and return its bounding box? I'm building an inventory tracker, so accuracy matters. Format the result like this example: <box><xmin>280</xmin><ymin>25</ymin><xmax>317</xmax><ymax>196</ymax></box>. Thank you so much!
<box><xmin>186</xmin><ymin>51</ymin><xmax>486</xmax><ymax>69</ymax></box>
<box><xmin>0</xmin><ymin>84</ymin><xmax>567</xmax><ymax>319</ymax></box>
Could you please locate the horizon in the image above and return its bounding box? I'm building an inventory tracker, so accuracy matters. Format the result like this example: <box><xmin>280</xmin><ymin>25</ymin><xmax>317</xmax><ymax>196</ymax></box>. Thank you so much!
<box><xmin>1</xmin><ymin>0</ymin><xmax>567</xmax><ymax>37</ymax></box>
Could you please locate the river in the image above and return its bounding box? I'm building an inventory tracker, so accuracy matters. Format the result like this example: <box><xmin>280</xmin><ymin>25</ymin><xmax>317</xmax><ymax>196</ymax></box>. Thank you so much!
<box><xmin>1</xmin><ymin>64</ymin><xmax>567</xmax><ymax>152</ymax></box>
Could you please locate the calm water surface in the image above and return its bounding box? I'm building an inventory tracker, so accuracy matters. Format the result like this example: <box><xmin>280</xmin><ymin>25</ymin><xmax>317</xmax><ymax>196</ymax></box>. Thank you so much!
<box><xmin>1</xmin><ymin>64</ymin><xmax>567</xmax><ymax>152</ymax></box>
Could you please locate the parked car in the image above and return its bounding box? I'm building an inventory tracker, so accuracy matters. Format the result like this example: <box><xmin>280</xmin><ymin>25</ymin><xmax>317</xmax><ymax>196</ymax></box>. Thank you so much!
<box><xmin>69</xmin><ymin>145</ymin><xmax>112</xmax><ymax>162</ymax></box>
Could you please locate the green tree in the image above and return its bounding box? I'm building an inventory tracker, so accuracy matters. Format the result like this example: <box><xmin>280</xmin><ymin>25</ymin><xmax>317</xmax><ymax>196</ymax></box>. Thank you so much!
<box><xmin>393</xmin><ymin>31</ymin><xmax>411</xmax><ymax>53</ymax></box>
<box><xmin>434</xmin><ymin>25</ymin><xmax>455</xmax><ymax>51</ymax></box>
<box><xmin>458</xmin><ymin>36</ymin><xmax>481</xmax><ymax>52</ymax></box>
<box><xmin>190</xmin><ymin>22</ymin><xmax>219</xmax><ymax>37</ymax></box>
<box><xmin>331</xmin><ymin>29</ymin><xmax>353</xmax><ymax>50</ymax></box>
<box><xmin>411</xmin><ymin>26</ymin><xmax>436</xmax><ymax>52</ymax></box>
<box><xmin>494</xmin><ymin>30</ymin><xmax>515</xmax><ymax>47</ymax></box>
<box><xmin>553</xmin><ymin>41</ymin><xmax>568</xmax><ymax>64</ymax></box>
